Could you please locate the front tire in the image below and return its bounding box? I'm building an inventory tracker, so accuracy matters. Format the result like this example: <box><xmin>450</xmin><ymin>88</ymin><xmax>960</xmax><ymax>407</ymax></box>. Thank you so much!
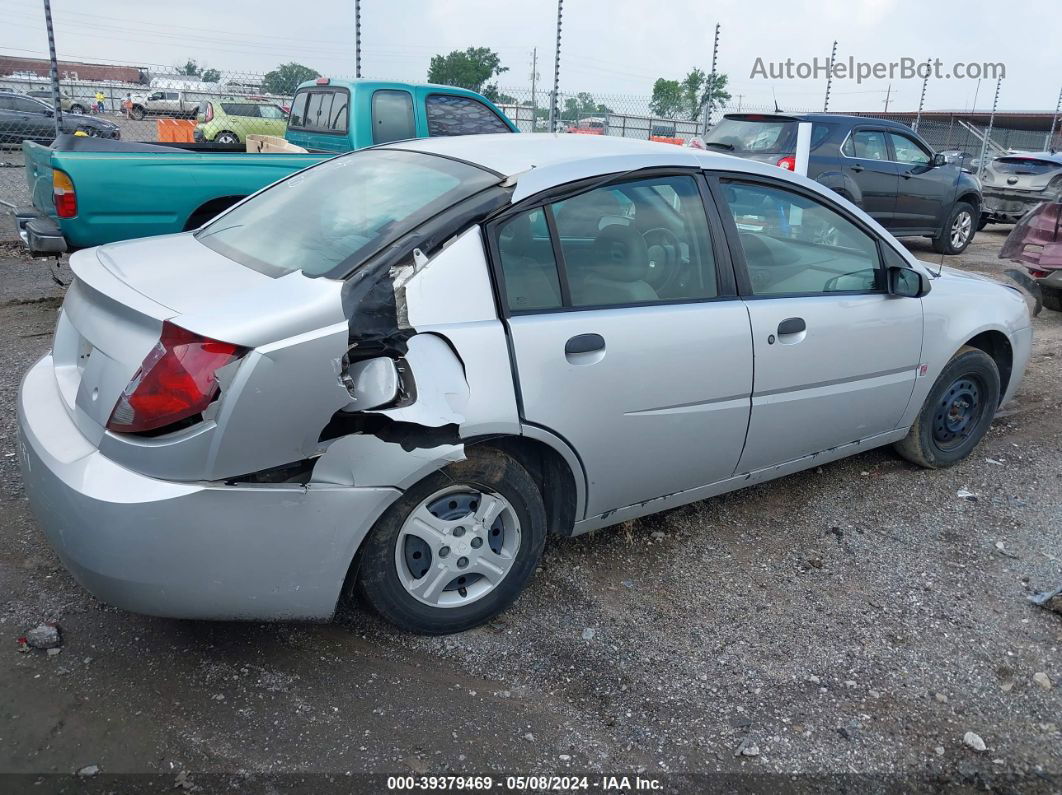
<box><xmin>1041</xmin><ymin>286</ymin><xmax>1062</xmax><ymax>313</ymax></box>
<box><xmin>69</xmin><ymin>103</ymin><xmax>86</xmax><ymax>114</ymax></box>
<box><xmin>932</xmin><ymin>201</ymin><xmax>977</xmax><ymax>255</ymax></box>
<box><xmin>356</xmin><ymin>447</ymin><xmax>547</xmax><ymax>635</ymax></box>
<box><xmin>129</xmin><ymin>105</ymin><xmax>145</xmax><ymax>121</ymax></box>
<box><xmin>215</xmin><ymin>131</ymin><xmax>240</xmax><ymax>144</ymax></box>
<box><xmin>894</xmin><ymin>346</ymin><xmax>1000</xmax><ymax>468</ymax></box>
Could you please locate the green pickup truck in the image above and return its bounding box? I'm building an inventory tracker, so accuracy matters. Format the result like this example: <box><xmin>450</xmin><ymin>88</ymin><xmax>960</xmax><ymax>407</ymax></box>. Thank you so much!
<box><xmin>16</xmin><ymin>79</ymin><xmax>517</xmax><ymax>257</ymax></box>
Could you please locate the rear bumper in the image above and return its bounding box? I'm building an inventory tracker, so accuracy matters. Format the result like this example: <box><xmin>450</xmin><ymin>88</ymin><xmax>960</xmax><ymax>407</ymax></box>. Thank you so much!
<box><xmin>982</xmin><ymin>189</ymin><xmax>1054</xmax><ymax>222</ymax></box>
<box><xmin>15</xmin><ymin>207</ymin><xmax>68</xmax><ymax>257</ymax></box>
<box><xmin>17</xmin><ymin>354</ymin><xmax>400</xmax><ymax>621</ymax></box>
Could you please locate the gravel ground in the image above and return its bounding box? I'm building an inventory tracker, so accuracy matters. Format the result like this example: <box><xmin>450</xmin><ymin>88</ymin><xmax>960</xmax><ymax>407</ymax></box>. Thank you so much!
<box><xmin>0</xmin><ymin>228</ymin><xmax>1059</xmax><ymax>792</ymax></box>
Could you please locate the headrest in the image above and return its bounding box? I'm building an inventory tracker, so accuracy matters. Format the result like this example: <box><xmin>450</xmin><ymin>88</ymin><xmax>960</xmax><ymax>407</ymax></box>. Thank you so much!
<box><xmin>591</xmin><ymin>225</ymin><xmax>650</xmax><ymax>282</ymax></box>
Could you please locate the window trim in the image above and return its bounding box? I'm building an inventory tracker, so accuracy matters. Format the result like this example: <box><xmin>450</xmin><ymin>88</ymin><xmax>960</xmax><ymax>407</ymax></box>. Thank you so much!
<box><xmin>424</xmin><ymin>92</ymin><xmax>512</xmax><ymax>136</ymax></box>
<box><xmin>707</xmin><ymin>170</ymin><xmax>894</xmax><ymax>300</ymax></box>
<box><xmin>839</xmin><ymin>125</ymin><xmax>936</xmax><ymax>165</ymax></box>
<box><xmin>484</xmin><ymin>167</ymin><xmax>740</xmax><ymax>317</ymax></box>
<box><xmin>286</xmin><ymin>86</ymin><xmax>351</xmax><ymax>136</ymax></box>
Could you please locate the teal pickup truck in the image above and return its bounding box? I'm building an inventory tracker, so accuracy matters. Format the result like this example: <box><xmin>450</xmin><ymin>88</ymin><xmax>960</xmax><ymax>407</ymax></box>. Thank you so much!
<box><xmin>16</xmin><ymin>79</ymin><xmax>517</xmax><ymax>257</ymax></box>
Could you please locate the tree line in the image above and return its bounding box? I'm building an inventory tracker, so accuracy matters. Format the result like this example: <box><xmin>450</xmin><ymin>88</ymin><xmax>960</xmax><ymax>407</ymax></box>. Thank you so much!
<box><xmin>199</xmin><ymin>49</ymin><xmax>731</xmax><ymax>122</ymax></box>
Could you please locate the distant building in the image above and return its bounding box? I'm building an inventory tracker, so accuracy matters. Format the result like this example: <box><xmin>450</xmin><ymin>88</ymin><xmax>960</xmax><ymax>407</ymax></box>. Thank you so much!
<box><xmin>0</xmin><ymin>55</ymin><xmax>146</xmax><ymax>84</ymax></box>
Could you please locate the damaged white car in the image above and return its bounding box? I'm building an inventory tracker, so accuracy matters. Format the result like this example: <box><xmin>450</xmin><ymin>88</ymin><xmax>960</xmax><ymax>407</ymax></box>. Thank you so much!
<box><xmin>18</xmin><ymin>134</ymin><xmax>1032</xmax><ymax>634</ymax></box>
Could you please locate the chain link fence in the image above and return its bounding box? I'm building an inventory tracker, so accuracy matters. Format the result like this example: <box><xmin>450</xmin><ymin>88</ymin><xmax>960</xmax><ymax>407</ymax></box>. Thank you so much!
<box><xmin>2</xmin><ymin>66</ymin><xmax>1060</xmax><ymax>228</ymax></box>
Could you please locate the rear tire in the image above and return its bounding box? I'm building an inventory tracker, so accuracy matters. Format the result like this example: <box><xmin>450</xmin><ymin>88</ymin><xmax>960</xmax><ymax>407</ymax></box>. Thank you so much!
<box><xmin>129</xmin><ymin>105</ymin><xmax>145</xmax><ymax>121</ymax></box>
<box><xmin>215</xmin><ymin>131</ymin><xmax>240</xmax><ymax>144</ymax></box>
<box><xmin>894</xmin><ymin>346</ymin><xmax>1000</xmax><ymax>468</ymax></box>
<box><xmin>69</xmin><ymin>103</ymin><xmax>86</xmax><ymax>114</ymax></box>
<box><xmin>932</xmin><ymin>201</ymin><xmax>977</xmax><ymax>255</ymax></box>
<box><xmin>356</xmin><ymin>447</ymin><xmax>547</xmax><ymax>635</ymax></box>
<box><xmin>1042</xmin><ymin>286</ymin><xmax>1062</xmax><ymax>313</ymax></box>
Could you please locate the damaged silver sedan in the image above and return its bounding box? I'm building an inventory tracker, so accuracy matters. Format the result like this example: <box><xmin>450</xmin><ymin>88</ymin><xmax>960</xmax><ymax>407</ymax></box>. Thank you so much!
<box><xmin>18</xmin><ymin>134</ymin><xmax>1032</xmax><ymax>634</ymax></box>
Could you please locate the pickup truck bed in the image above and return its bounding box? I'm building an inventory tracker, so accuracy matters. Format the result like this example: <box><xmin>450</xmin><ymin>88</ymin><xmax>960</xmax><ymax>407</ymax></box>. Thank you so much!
<box><xmin>19</xmin><ymin>134</ymin><xmax>333</xmax><ymax>255</ymax></box>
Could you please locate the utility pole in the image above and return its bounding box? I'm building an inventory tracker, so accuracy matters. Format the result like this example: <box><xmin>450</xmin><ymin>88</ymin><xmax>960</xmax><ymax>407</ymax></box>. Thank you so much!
<box><xmin>882</xmin><ymin>83</ymin><xmax>891</xmax><ymax>113</ymax></box>
<box><xmin>1046</xmin><ymin>84</ymin><xmax>1061</xmax><ymax>151</ymax></box>
<box><xmin>354</xmin><ymin>0</ymin><xmax>362</xmax><ymax>78</ymax></box>
<box><xmin>530</xmin><ymin>48</ymin><xmax>538</xmax><ymax>131</ymax></box>
<box><xmin>42</xmin><ymin>0</ymin><xmax>62</xmax><ymax>136</ymax></box>
<box><xmin>823</xmin><ymin>40</ymin><xmax>837</xmax><ymax>112</ymax></box>
<box><xmin>913</xmin><ymin>57</ymin><xmax>930</xmax><ymax>132</ymax></box>
<box><xmin>702</xmin><ymin>23</ymin><xmax>720</xmax><ymax>134</ymax></box>
<box><xmin>549</xmin><ymin>0</ymin><xmax>563</xmax><ymax>132</ymax></box>
<box><xmin>736</xmin><ymin>94</ymin><xmax>743</xmax><ymax>112</ymax></box>
<box><xmin>979</xmin><ymin>76</ymin><xmax>1002</xmax><ymax>180</ymax></box>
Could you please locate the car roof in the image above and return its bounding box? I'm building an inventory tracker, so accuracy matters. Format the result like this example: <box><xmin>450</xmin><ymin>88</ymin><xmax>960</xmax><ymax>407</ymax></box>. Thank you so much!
<box><xmin>385</xmin><ymin>133</ymin><xmax>710</xmax><ymax>178</ymax></box>
<box><xmin>721</xmin><ymin>111</ymin><xmax>916</xmax><ymax>131</ymax></box>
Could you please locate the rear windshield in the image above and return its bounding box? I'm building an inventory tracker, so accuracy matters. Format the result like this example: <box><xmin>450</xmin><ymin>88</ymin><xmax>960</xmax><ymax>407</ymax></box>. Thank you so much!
<box><xmin>993</xmin><ymin>157</ymin><xmax>1061</xmax><ymax>175</ymax></box>
<box><xmin>705</xmin><ymin>116</ymin><xmax>797</xmax><ymax>154</ymax></box>
<box><xmin>195</xmin><ymin>149</ymin><xmax>497</xmax><ymax>278</ymax></box>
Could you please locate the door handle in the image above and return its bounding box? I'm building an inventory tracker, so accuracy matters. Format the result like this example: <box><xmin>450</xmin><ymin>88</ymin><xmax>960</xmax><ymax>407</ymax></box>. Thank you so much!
<box><xmin>565</xmin><ymin>333</ymin><xmax>605</xmax><ymax>355</ymax></box>
<box><xmin>901</xmin><ymin>170</ymin><xmax>913</xmax><ymax>179</ymax></box>
<box><xmin>777</xmin><ymin>317</ymin><xmax>806</xmax><ymax>335</ymax></box>
<box><xmin>850</xmin><ymin>164</ymin><xmax>864</xmax><ymax>173</ymax></box>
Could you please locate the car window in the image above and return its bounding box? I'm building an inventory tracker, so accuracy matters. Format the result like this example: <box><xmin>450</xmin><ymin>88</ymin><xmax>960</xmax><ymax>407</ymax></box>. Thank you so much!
<box><xmin>221</xmin><ymin>103</ymin><xmax>260</xmax><ymax>117</ymax></box>
<box><xmin>166</xmin><ymin>92</ymin><xmax>179</xmax><ymax>101</ymax></box>
<box><xmin>888</xmin><ymin>132</ymin><xmax>931</xmax><ymax>165</ymax></box>
<box><xmin>551</xmin><ymin>175</ymin><xmax>718</xmax><ymax>307</ymax></box>
<box><xmin>259</xmin><ymin>105</ymin><xmax>286</xmax><ymax>120</ymax></box>
<box><xmin>288</xmin><ymin>91</ymin><xmax>309</xmax><ymax>127</ymax></box>
<box><xmin>196</xmin><ymin>149</ymin><xmax>496</xmax><ymax>279</ymax></box>
<box><xmin>845</xmin><ymin>130</ymin><xmax>889</xmax><ymax>160</ymax></box>
<box><xmin>705</xmin><ymin>117</ymin><xmax>796</xmax><ymax>154</ymax></box>
<box><xmin>13</xmin><ymin>96</ymin><xmax>46</xmax><ymax>113</ymax></box>
<box><xmin>496</xmin><ymin>208</ymin><xmax>563</xmax><ymax>311</ymax></box>
<box><xmin>0</xmin><ymin>96</ymin><xmax>14</xmax><ymax>111</ymax></box>
<box><xmin>372</xmin><ymin>90</ymin><xmax>415</xmax><ymax>144</ymax></box>
<box><xmin>720</xmin><ymin>181</ymin><xmax>883</xmax><ymax>296</ymax></box>
<box><xmin>426</xmin><ymin>94</ymin><xmax>510</xmax><ymax>136</ymax></box>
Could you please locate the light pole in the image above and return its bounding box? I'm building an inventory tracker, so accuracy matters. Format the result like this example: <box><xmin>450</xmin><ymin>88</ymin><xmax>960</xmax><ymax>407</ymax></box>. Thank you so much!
<box><xmin>702</xmin><ymin>23</ymin><xmax>720</xmax><ymax>135</ymax></box>
<box><xmin>914</xmin><ymin>57</ymin><xmax>930</xmax><ymax>132</ymax></box>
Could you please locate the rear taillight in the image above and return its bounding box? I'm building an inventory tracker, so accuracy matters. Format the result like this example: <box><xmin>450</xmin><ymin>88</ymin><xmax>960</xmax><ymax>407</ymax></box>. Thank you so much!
<box><xmin>776</xmin><ymin>155</ymin><xmax>796</xmax><ymax>171</ymax></box>
<box><xmin>53</xmin><ymin>169</ymin><xmax>76</xmax><ymax>218</ymax></box>
<box><xmin>204</xmin><ymin>102</ymin><xmax>213</xmax><ymax>122</ymax></box>
<box><xmin>107</xmin><ymin>321</ymin><xmax>246</xmax><ymax>434</ymax></box>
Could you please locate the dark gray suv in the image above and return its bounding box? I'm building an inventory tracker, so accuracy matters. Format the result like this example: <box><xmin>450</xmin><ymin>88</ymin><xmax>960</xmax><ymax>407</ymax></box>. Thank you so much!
<box><xmin>704</xmin><ymin>113</ymin><xmax>983</xmax><ymax>254</ymax></box>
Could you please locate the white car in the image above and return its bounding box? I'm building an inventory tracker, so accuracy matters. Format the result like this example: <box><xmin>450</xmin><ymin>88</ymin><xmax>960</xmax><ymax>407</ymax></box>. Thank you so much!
<box><xmin>17</xmin><ymin>134</ymin><xmax>1032</xmax><ymax>634</ymax></box>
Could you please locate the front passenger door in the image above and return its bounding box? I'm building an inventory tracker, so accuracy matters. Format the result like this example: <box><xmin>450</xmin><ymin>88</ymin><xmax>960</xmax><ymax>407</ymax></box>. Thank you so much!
<box><xmin>714</xmin><ymin>178</ymin><xmax>923</xmax><ymax>473</ymax></box>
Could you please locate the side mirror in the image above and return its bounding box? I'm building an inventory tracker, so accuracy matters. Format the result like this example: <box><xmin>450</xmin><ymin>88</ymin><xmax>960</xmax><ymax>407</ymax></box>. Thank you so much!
<box><xmin>931</xmin><ymin>152</ymin><xmax>948</xmax><ymax>168</ymax></box>
<box><xmin>888</xmin><ymin>265</ymin><xmax>931</xmax><ymax>298</ymax></box>
<box><xmin>341</xmin><ymin>357</ymin><xmax>400</xmax><ymax>411</ymax></box>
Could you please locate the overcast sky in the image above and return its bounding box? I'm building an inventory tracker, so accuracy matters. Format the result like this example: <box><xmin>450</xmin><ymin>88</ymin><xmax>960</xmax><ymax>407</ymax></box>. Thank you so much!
<box><xmin>2</xmin><ymin>0</ymin><xmax>1059</xmax><ymax>112</ymax></box>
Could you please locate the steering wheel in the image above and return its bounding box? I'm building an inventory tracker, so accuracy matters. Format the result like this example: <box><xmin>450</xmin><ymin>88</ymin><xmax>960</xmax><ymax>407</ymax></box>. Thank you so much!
<box><xmin>641</xmin><ymin>227</ymin><xmax>684</xmax><ymax>291</ymax></box>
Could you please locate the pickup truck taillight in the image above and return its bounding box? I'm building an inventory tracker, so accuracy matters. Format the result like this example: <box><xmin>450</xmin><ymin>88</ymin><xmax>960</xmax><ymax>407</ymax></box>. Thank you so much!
<box><xmin>107</xmin><ymin>321</ymin><xmax>246</xmax><ymax>434</ymax></box>
<box><xmin>776</xmin><ymin>156</ymin><xmax>796</xmax><ymax>171</ymax></box>
<box><xmin>53</xmin><ymin>169</ymin><xmax>77</xmax><ymax>218</ymax></box>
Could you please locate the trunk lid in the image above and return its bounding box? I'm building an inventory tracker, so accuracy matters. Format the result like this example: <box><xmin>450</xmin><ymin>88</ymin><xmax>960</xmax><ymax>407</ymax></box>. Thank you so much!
<box><xmin>982</xmin><ymin>156</ymin><xmax>1062</xmax><ymax>192</ymax></box>
<box><xmin>55</xmin><ymin>233</ymin><xmax>344</xmax><ymax>448</ymax></box>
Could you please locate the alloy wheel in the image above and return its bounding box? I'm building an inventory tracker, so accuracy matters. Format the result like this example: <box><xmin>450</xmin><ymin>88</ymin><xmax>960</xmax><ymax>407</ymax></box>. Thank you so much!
<box><xmin>950</xmin><ymin>210</ymin><xmax>973</xmax><ymax>250</ymax></box>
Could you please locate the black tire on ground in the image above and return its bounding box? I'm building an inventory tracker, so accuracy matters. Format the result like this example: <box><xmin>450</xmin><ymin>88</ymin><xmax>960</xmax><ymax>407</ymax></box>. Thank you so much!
<box><xmin>215</xmin><ymin>131</ymin><xmax>240</xmax><ymax>144</ymax></box>
<box><xmin>893</xmin><ymin>345</ymin><xmax>1000</xmax><ymax>469</ymax></box>
<box><xmin>1042</xmin><ymin>286</ymin><xmax>1062</xmax><ymax>313</ymax></box>
<box><xmin>932</xmin><ymin>201</ymin><xmax>978</xmax><ymax>255</ymax></box>
<box><xmin>69</xmin><ymin>104</ymin><xmax>85</xmax><ymax>114</ymax></box>
<box><xmin>356</xmin><ymin>447</ymin><xmax>547</xmax><ymax>635</ymax></box>
<box><xmin>129</xmin><ymin>105</ymin><xmax>145</xmax><ymax>121</ymax></box>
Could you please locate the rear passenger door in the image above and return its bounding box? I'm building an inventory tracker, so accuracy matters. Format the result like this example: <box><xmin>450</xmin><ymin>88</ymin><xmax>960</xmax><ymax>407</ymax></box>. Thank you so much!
<box><xmin>712</xmin><ymin>176</ymin><xmax>923</xmax><ymax>472</ymax></box>
<box><xmin>840</xmin><ymin>128</ymin><xmax>900</xmax><ymax>227</ymax></box>
<box><xmin>492</xmin><ymin>172</ymin><xmax>754</xmax><ymax>519</ymax></box>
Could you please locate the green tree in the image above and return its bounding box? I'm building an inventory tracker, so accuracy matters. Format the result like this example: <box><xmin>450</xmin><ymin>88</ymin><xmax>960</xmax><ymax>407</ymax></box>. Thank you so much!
<box><xmin>649</xmin><ymin>78</ymin><xmax>684</xmax><ymax>118</ymax></box>
<box><xmin>651</xmin><ymin>70</ymin><xmax>731</xmax><ymax>119</ymax></box>
<box><xmin>263</xmin><ymin>62</ymin><xmax>320</xmax><ymax>97</ymax></box>
<box><xmin>177</xmin><ymin>59</ymin><xmax>201</xmax><ymax>77</ymax></box>
<box><xmin>562</xmin><ymin>91</ymin><xmax>613</xmax><ymax>119</ymax></box>
<box><xmin>201</xmin><ymin>68</ymin><xmax>221</xmax><ymax>83</ymax></box>
<box><xmin>427</xmin><ymin>47</ymin><xmax>508</xmax><ymax>96</ymax></box>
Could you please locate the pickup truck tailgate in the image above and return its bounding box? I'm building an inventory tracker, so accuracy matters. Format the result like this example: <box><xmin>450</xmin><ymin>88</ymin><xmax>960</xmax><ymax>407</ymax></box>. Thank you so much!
<box><xmin>23</xmin><ymin>140</ymin><xmax>57</xmax><ymax>219</ymax></box>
